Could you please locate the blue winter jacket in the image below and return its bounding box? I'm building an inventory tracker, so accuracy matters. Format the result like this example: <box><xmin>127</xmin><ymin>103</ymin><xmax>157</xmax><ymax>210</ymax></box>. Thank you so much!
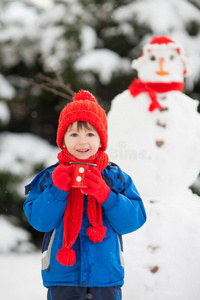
<box><xmin>24</xmin><ymin>162</ymin><xmax>146</xmax><ymax>288</ymax></box>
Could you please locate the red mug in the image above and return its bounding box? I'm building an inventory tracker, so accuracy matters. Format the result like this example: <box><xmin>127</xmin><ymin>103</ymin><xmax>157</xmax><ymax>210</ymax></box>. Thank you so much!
<box><xmin>69</xmin><ymin>162</ymin><xmax>97</xmax><ymax>188</ymax></box>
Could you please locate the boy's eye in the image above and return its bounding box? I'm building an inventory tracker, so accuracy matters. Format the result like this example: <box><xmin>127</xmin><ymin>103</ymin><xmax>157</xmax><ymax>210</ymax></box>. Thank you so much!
<box><xmin>71</xmin><ymin>133</ymin><xmax>78</xmax><ymax>137</ymax></box>
<box><xmin>87</xmin><ymin>132</ymin><xmax>95</xmax><ymax>137</ymax></box>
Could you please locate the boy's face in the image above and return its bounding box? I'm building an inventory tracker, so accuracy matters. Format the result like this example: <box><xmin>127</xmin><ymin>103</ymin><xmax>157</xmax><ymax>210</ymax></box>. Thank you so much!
<box><xmin>63</xmin><ymin>122</ymin><xmax>102</xmax><ymax>159</ymax></box>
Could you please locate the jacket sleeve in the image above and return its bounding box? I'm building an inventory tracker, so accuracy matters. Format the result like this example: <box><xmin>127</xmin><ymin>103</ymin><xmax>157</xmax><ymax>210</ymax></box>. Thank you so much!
<box><xmin>23</xmin><ymin>167</ymin><xmax>68</xmax><ymax>232</ymax></box>
<box><xmin>101</xmin><ymin>166</ymin><xmax>146</xmax><ymax>235</ymax></box>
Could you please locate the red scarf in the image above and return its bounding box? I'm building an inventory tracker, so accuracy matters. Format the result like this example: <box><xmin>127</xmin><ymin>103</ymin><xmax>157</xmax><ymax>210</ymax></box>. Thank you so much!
<box><xmin>128</xmin><ymin>78</ymin><xmax>184</xmax><ymax>112</ymax></box>
<box><xmin>56</xmin><ymin>148</ymin><xmax>109</xmax><ymax>267</ymax></box>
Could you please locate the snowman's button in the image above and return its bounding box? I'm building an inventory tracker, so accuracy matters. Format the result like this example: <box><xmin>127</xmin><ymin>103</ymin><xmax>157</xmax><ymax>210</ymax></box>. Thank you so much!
<box><xmin>156</xmin><ymin>120</ymin><xmax>166</xmax><ymax>128</ymax></box>
<box><xmin>159</xmin><ymin>95</ymin><xmax>167</xmax><ymax>100</ymax></box>
<box><xmin>76</xmin><ymin>176</ymin><xmax>82</xmax><ymax>182</ymax></box>
<box><xmin>156</xmin><ymin>140</ymin><xmax>164</xmax><ymax>147</ymax></box>
<box><xmin>79</xmin><ymin>167</ymin><xmax>85</xmax><ymax>173</ymax></box>
<box><xmin>160</xmin><ymin>107</ymin><xmax>168</xmax><ymax>112</ymax></box>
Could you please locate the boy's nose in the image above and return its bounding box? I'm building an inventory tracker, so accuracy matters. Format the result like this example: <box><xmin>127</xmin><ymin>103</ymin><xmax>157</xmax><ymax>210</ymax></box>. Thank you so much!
<box><xmin>78</xmin><ymin>137</ymin><xmax>87</xmax><ymax>144</ymax></box>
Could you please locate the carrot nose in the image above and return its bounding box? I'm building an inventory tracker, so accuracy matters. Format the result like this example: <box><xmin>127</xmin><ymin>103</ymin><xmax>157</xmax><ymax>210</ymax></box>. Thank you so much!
<box><xmin>156</xmin><ymin>58</ymin><xmax>170</xmax><ymax>76</ymax></box>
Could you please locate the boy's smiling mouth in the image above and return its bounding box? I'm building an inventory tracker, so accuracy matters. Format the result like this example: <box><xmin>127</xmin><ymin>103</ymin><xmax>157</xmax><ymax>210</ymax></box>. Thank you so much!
<box><xmin>77</xmin><ymin>149</ymin><xmax>89</xmax><ymax>153</ymax></box>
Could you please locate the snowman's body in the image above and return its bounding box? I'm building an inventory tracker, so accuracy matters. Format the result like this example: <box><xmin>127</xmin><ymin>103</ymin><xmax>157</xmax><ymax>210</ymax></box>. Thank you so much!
<box><xmin>108</xmin><ymin>88</ymin><xmax>200</xmax><ymax>197</ymax></box>
<box><xmin>107</xmin><ymin>36</ymin><xmax>200</xmax><ymax>300</ymax></box>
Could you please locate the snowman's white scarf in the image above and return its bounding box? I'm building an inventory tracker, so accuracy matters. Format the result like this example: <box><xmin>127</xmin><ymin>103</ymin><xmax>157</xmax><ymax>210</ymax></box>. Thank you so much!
<box><xmin>128</xmin><ymin>78</ymin><xmax>184</xmax><ymax>112</ymax></box>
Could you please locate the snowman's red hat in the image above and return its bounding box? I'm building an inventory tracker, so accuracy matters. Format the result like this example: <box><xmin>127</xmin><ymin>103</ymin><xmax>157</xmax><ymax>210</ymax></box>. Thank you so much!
<box><xmin>149</xmin><ymin>36</ymin><xmax>176</xmax><ymax>46</ymax></box>
<box><xmin>132</xmin><ymin>35</ymin><xmax>191</xmax><ymax>77</ymax></box>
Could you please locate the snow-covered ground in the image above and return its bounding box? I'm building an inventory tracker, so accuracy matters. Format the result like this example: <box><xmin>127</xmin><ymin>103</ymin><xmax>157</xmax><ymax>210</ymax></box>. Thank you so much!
<box><xmin>1</xmin><ymin>190</ymin><xmax>200</xmax><ymax>300</ymax></box>
<box><xmin>0</xmin><ymin>216</ymin><xmax>46</xmax><ymax>300</ymax></box>
<box><xmin>1</xmin><ymin>202</ymin><xmax>200</xmax><ymax>300</ymax></box>
<box><xmin>0</xmin><ymin>253</ymin><xmax>46</xmax><ymax>300</ymax></box>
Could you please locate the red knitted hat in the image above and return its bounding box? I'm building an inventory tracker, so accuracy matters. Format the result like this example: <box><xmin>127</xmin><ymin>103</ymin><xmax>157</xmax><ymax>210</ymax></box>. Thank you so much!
<box><xmin>56</xmin><ymin>90</ymin><xmax>108</xmax><ymax>151</ymax></box>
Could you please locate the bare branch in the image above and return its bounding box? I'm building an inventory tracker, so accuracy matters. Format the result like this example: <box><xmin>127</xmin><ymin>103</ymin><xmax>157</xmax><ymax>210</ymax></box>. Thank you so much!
<box><xmin>24</xmin><ymin>69</ymin><xmax>76</xmax><ymax>101</ymax></box>
<box><xmin>45</xmin><ymin>67</ymin><xmax>75</xmax><ymax>96</ymax></box>
<box><xmin>27</xmin><ymin>78</ymin><xmax>73</xmax><ymax>101</ymax></box>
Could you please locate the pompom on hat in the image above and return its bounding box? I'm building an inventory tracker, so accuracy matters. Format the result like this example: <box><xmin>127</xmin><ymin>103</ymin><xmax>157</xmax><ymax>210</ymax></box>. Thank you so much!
<box><xmin>56</xmin><ymin>90</ymin><xmax>108</xmax><ymax>151</ymax></box>
<box><xmin>132</xmin><ymin>35</ymin><xmax>191</xmax><ymax>77</ymax></box>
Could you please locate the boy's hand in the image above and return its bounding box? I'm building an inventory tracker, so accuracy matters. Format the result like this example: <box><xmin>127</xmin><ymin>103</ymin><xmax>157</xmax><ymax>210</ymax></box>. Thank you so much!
<box><xmin>52</xmin><ymin>165</ymin><xmax>71</xmax><ymax>192</ymax></box>
<box><xmin>81</xmin><ymin>167</ymin><xmax>110</xmax><ymax>203</ymax></box>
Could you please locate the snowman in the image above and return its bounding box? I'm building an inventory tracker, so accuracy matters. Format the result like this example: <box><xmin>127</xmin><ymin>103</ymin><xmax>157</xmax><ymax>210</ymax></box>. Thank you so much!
<box><xmin>108</xmin><ymin>36</ymin><xmax>200</xmax><ymax>196</ymax></box>
<box><xmin>107</xmin><ymin>36</ymin><xmax>200</xmax><ymax>300</ymax></box>
<box><xmin>107</xmin><ymin>35</ymin><xmax>200</xmax><ymax>198</ymax></box>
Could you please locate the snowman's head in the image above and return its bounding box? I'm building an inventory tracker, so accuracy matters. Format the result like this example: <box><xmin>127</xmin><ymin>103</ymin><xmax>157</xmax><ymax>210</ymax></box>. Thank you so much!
<box><xmin>132</xmin><ymin>36</ymin><xmax>191</xmax><ymax>83</ymax></box>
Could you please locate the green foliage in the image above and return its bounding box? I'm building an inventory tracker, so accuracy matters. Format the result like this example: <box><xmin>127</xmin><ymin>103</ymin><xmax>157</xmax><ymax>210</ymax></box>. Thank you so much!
<box><xmin>0</xmin><ymin>172</ymin><xmax>24</xmax><ymax>218</ymax></box>
<box><xmin>186</xmin><ymin>20</ymin><xmax>200</xmax><ymax>36</ymax></box>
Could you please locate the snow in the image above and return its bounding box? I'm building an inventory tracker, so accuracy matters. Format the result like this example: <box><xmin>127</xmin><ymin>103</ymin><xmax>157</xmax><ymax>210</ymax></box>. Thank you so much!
<box><xmin>0</xmin><ymin>74</ymin><xmax>15</xmax><ymax>124</ymax></box>
<box><xmin>29</xmin><ymin>0</ymin><xmax>53</xmax><ymax>9</ymax></box>
<box><xmin>80</xmin><ymin>26</ymin><xmax>97</xmax><ymax>53</ymax></box>
<box><xmin>0</xmin><ymin>216</ymin><xmax>34</xmax><ymax>253</ymax></box>
<box><xmin>75</xmin><ymin>49</ymin><xmax>131</xmax><ymax>84</ymax></box>
<box><xmin>0</xmin><ymin>102</ymin><xmax>10</xmax><ymax>125</ymax></box>
<box><xmin>40</xmin><ymin>25</ymin><xmax>67</xmax><ymax>69</ymax></box>
<box><xmin>114</xmin><ymin>0</ymin><xmax>200</xmax><ymax>33</ymax></box>
<box><xmin>0</xmin><ymin>132</ymin><xmax>58</xmax><ymax>177</ymax></box>
<box><xmin>176</xmin><ymin>32</ymin><xmax>200</xmax><ymax>90</ymax></box>
<box><xmin>0</xmin><ymin>253</ymin><xmax>46</xmax><ymax>300</ymax></box>
<box><xmin>0</xmin><ymin>132</ymin><xmax>59</xmax><ymax>202</ymax></box>
<box><xmin>0</xmin><ymin>74</ymin><xmax>16</xmax><ymax>99</ymax></box>
<box><xmin>2</xmin><ymin>1</ymin><xmax>38</xmax><ymax>25</ymax></box>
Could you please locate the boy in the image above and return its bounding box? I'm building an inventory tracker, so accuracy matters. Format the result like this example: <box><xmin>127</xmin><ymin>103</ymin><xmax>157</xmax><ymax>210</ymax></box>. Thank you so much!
<box><xmin>24</xmin><ymin>90</ymin><xmax>146</xmax><ymax>300</ymax></box>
